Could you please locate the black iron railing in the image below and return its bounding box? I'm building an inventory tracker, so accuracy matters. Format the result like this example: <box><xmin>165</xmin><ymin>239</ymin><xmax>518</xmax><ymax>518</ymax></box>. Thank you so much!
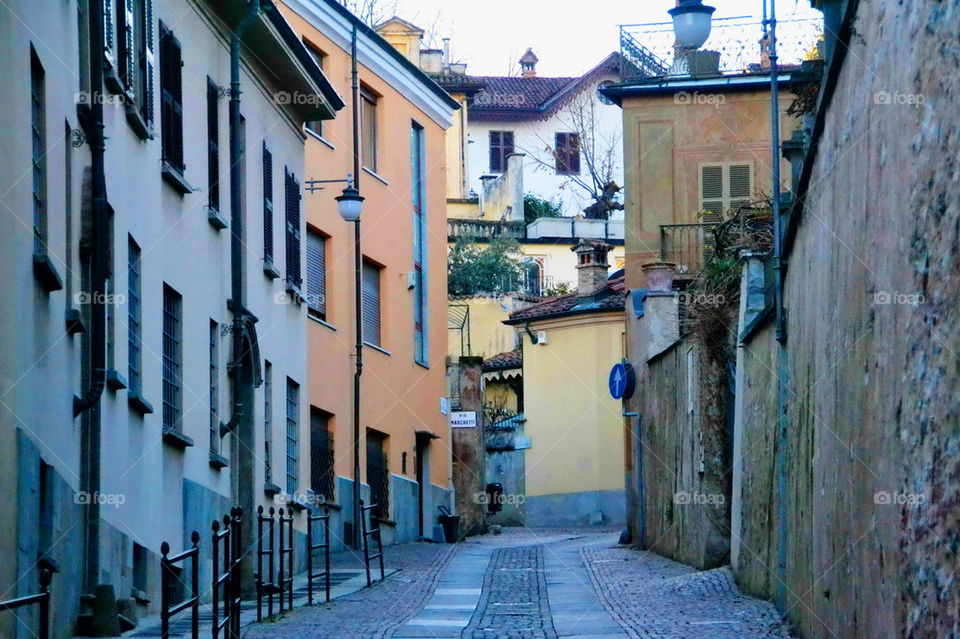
<box><xmin>659</xmin><ymin>223</ymin><xmax>719</xmax><ymax>275</ymax></box>
<box><xmin>0</xmin><ymin>568</ymin><xmax>53</xmax><ymax>639</ymax></box>
<box><xmin>306</xmin><ymin>505</ymin><xmax>331</xmax><ymax>604</ymax></box>
<box><xmin>211</xmin><ymin>508</ymin><xmax>242</xmax><ymax>638</ymax></box>
<box><xmin>359</xmin><ymin>500</ymin><xmax>385</xmax><ymax>587</ymax></box>
<box><xmin>256</xmin><ymin>506</ymin><xmax>277</xmax><ymax>620</ymax></box>
<box><xmin>277</xmin><ymin>508</ymin><xmax>294</xmax><ymax>612</ymax></box>
<box><xmin>160</xmin><ymin>531</ymin><xmax>200</xmax><ymax>639</ymax></box>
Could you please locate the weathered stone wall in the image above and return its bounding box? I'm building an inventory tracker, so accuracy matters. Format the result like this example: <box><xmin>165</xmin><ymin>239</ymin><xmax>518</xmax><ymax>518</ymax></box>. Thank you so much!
<box><xmin>730</xmin><ymin>1</ymin><xmax>960</xmax><ymax>637</ymax></box>
<box><xmin>451</xmin><ymin>357</ymin><xmax>487</xmax><ymax>537</ymax></box>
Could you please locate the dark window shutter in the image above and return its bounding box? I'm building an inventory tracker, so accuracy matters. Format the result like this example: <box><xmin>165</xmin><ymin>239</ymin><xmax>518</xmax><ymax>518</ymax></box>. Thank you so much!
<box><xmin>555</xmin><ymin>132</ymin><xmax>580</xmax><ymax>175</ymax></box>
<box><xmin>116</xmin><ymin>0</ymin><xmax>134</xmax><ymax>92</ymax></box>
<box><xmin>305</xmin><ymin>230</ymin><xmax>326</xmax><ymax>318</ymax></box>
<box><xmin>206</xmin><ymin>79</ymin><xmax>219</xmax><ymax>211</ymax></box>
<box><xmin>489</xmin><ymin>131</ymin><xmax>500</xmax><ymax>172</ymax></box>
<box><xmin>159</xmin><ymin>22</ymin><xmax>183</xmax><ymax>172</ymax></box>
<box><xmin>285</xmin><ymin>169</ymin><xmax>302</xmax><ymax>290</ymax></box>
<box><xmin>103</xmin><ymin>0</ymin><xmax>115</xmax><ymax>63</ymax></box>
<box><xmin>142</xmin><ymin>0</ymin><xmax>155</xmax><ymax>130</ymax></box>
<box><xmin>263</xmin><ymin>144</ymin><xmax>273</xmax><ymax>263</ymax></box>
<box><xmin>362</xmin><ymin>261</ymin><xmax>381</xmax><ymax>346</ymax></box>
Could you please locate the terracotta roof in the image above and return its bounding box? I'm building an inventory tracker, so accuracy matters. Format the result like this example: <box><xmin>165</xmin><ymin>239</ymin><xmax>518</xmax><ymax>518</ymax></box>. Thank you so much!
<box><xmin>507</xmin><ymin>277</ymin><xmax>625</xmax><ymax>323</ymax></box>
<box><xmin>483</xmin><ymin>349</ymin><xmax>522</xmax><ymax>371</ymax></box>
<box><xmin>468</xmin><ymin>52</ymin><xmax>622</xmax><ymax>121</ymax></box>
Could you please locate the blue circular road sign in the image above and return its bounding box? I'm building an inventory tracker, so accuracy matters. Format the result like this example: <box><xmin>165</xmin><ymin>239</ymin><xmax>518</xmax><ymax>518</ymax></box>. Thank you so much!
<box><xmin>609</xmin><ymin>362</ymin><xmax>636</xmax><ymax>400</ymax></box>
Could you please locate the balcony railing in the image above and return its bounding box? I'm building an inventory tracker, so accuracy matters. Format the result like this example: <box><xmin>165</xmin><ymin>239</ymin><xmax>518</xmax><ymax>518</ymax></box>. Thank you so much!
<box><xmin>660</xmin><ymin>223</ymin><xmax>719</xmax><ymax>276</ymax></box>
<box><xmin>619</xmin><ymin>15</ymin><xmax>822</xmax><ymax>80</ymax></box>
<box><xmin>447</xmin><ymin>219</ymin><xmax>525</xmax><ymax>241</ymax></box>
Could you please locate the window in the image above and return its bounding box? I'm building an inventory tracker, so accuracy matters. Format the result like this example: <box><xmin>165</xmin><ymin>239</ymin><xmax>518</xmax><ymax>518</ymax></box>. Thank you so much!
<box><xmin>132</xmin><ymin>543</ymin><xmax>148</xmax><ymax>593</ymax></box>
<box><xmin>366</xmin><ymin>430</ymin><xmax>389</xmax><ymax>520</ymax></box>
<box><xmin>361</xmin><ymin>87</ymin><xmax>379</xmax><ymax>172</ymax></box>
<box><xmin>304</xmin><ymin>42</ymin><xmax>326</xmax><ymax>137</ymax></box>
<box><xmin>264</xmin><ymin>361</ymin><xmax>273</xmax><ymax>484</ymax></box>
<box><xmin>285</xmin><ymin>168</ymin><xmax>302</xmax><ymax>292</ymax></box>
<box><xmin>523</xmin><ymin>258</ymin><xmax>544</xmax><ymax>297</ymax></box>
<box><xmin>555</xmin><ymin>132</ymin><xmax>581</xmax><ymax>175</ymax></box>
<box><xmin>411</xmin><ymin>123</ymin><xmax>427</xmax><ymax>365</ymax></box>
<box><xmin>159</xmin><ymin>22</ymin><xmax>184</xmax><ymax>173</ymax></box>
<box><xmin>209</xmin><ymin>319</ymin><xmax>220</xmax><ymax>455</ymax></box>
<box><xmin>489</xmin><ymin>130</ymin><xmax>514</xmax><ymax>173</ymax></box>
<box><xmin>207</xmin><ymin>78</ymin><xmax>220</xmax><ymax>213</ymax></box>
<box><xmin>699</xmin><ymin>162</ymin><xmax>753</xmax><ymax>222</ymax></box>
<box><xmin>127</xmin><ymin>237</ymin><xmax>142</xmax><ymax>394</ymax></box>
<box><xmin>310</xmin><ymin>408</ymin><xmax>335</xmax><ymax>501</ymax></box>
<box><xmin>361</xmin><ymin>260</ymin><xmax>382</xmax><ymax>347</ymax></box>
<box><xmin>305</xmin><ymin>229</ymin><xmax>327</xmax><ymax>319</ymax></box>
<box><xmin>31</xmin><ymin>47</ymin><xmax>46</xmax><ymax>257</ymax></box>
<box><xmin>285</xmin><ymin>378</ymin><xmax>299</xmax><ymax>495</ymax></box>
<box><xmin>162</xmin><ymin>284</ymin><xmax>183</xmax><ymax>432</ymax></box>
<box><xmin>263</xmin><ymin>144</ymin><xmax>274</xmax><ymax>265</ymax></box>
<box><xmin>113</xmin><ymin>0</ymin><xmax>154</xmax><ymax>134</ymax></box>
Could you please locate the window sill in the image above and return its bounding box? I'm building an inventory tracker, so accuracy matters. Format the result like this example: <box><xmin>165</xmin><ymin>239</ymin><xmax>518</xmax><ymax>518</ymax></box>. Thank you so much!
<box><xmin>308</xmin><ymin>314</ymin><xmax>336</xmax><ymax>331</ymax></box>
<box><xmin>106</xmin><ymin>369</ymin><xmax>127</xmax><ymax>392</ymax></box>
<box><xmin>285</xmin><ymin>281</ymin><xmax>304</xmax><ymax>304</ymax></box>
<box><xmin>162</xmin><ymin>427</ymin><xmax>195</xmax><ymax>450</ymax></box>
<box><xmin>124</xmin><ymin>104</ymin><xmax>152</xmax><ymax>141</ymax></box>
<box><xmin>286</xmin><ymin>498</ymin><xmax>307</xmax><ymax>512</ymax></box>
<box><xmin>207</xmin><ymin>207</ymin><xmax>228</xmax><ymax>230</ymax></box>
<box><xmin>362</xmin><ymin>167</ymin><xmax>389</xmax><ymax>186</ymax></box>
<box><xmin>264</xmin><ymin>482</ymin><xmax>282</xmax><ymax>497</ymax></box>
<box><xmin>209</xmin><ymin>452</ymin><xmax>229</xmax><ymax>469</ymax></box>
<box><xmin>161</xmin><ymin>162</ymin><xmax>193</xmax><ymax>195</ymax></box>
<box><xmin>263</xmin><ymin>260</ymin><xmax>281</xmax><ymax>280</ymax></box>
<box><xmin>364</xmin><ymin>342</ymin><xmax>391</xmax><ymax>356</ymax></box>
<box><xmin>65</xmin><ymin>308</ymin><xmax>86</xmax><ymax>335</ymax></box>
<box><xmin>378</xmin><ymin>517</ymin><xmax>397</xmax><ymax>527</ymax></box>
<box><xmin>415</xmin><ymin>360</ymin><xmax>430</xmax><ymax>370</ymax></box>
<box><xmin>305</xmin><ymin>128</ymin><xmax>336</xmax><ymax>150</ymax></box>
<box><xmin>128</xmin><ymin>392</ymin><xmax>154</xmax><ymax>416</ymax></box>
<box><xmin>130</xmin><ymin>588</ymin><xmax>150</xmax><ymax>606</ymax></box>
<box><xmin>33</xmin><ymin>253</ymin><xmax>64</xmax><ymax>292</ymax></box>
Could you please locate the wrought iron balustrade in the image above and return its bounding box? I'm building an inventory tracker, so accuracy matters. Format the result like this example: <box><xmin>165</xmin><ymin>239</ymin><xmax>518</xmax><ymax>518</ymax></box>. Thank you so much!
<box><xmin>659</xmin><ymin>223</ymin><xmax>719</xmax><ymax>275</ymax></box>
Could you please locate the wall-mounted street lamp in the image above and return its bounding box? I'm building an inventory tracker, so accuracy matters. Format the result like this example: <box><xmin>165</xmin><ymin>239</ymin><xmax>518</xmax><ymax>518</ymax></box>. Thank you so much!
<box><xmin>335</xmin><ymin>185</ymin><xmax>364</xmax><ymax>222</ymax></box>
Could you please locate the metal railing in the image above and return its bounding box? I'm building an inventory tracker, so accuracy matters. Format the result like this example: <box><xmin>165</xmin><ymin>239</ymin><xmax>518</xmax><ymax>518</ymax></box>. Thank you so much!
<box><xmin>306</xmin><ymin>505</ymin><xmax>331</xmax><ymax>605</ymax></box>
<box><xmin>619</xmin><ymin>27</ymin><xmax>668</xmax><ymax>78</ymax></box>
<box><xmin>660</xmin><ymin>223</ymin><xmax>719</xmax><ymax>275</ymax></box>
<box><xmin>256</xmin><ymin>506</ymin><xmax>278</xmax><ymax>620</ymax></box>
<box><xmin>160</xmin><ymin>531</ymin><xmax>200</xmax><ymax>639</ymax></box>
<box><xmin>0</xmin><ymin>568</ymin><xmax>53</xmax><ymax>639</ymax></box>
<box><xmin>277</xmin><ymin>508</ymin><xmax>294</xmax><ymax>612</ymax></box>
<box><xmin>359</xmin><ymin>500</ymin><xmax>385</xmax><ymax>587</ymax></box>
<box><xmin>447</xmin><ymin>218</ymin><xmax>525</xmax><ymax>241</ymax></box>
<box><xmin>211</xmin><ymin>509</ymin><xmax>242</xmax><ymax>638</ymax></box>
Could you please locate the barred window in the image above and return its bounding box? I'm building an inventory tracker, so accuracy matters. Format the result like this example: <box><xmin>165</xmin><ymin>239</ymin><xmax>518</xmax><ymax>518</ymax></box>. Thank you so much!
<box><xmin>209</xmin><ymin>319</ymin><xmax>220</xmax><ymax>454</ymax></box>
<box><xmin>207</xmin><ymin>78</ymin><xmax>220</xmax><ymax>213</ymax></box>
<box><xmin>127</xmin><ymin>237</ymin><xmax>142</xmax><ymax>394</ymax></box>
<box><xmin>310</xmin><ymin>408</ymin><xmax>335</xmax><ymax>501</ymax></box>
<box><xmin>162</xmin><ymin>284</ymin><xmax>183</xmax><ymax>432</ymax></box>
<box><xmin>31</xmin><ymin>47</ymin><xmax>46</xmax><ymax>256</ymax></box>
<box><xmin>285</xmin><ymin>378</ymin><xmax>299</xmax><ymax>495</ymax></box>
<box><xmin>264</xmin><ymin>361</ymin><xmax>273</xmax><ymax>484</ymax></box>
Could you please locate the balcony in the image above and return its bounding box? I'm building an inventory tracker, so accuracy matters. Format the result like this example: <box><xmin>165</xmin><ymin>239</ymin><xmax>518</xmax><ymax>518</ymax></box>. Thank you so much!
<box><xmin>448</xmin><ymin>219</ymin><xmax>525</xmax><ymax>241</ymax></box>
<box><xmin>659</xmin><ymin>223</ymin><xmax>718</xmax><ymax>277</ymax></box>
<box><xmin>447</xmin><ymin>217</ymin><xmax>625</xmax><ymax>244</ymax></box>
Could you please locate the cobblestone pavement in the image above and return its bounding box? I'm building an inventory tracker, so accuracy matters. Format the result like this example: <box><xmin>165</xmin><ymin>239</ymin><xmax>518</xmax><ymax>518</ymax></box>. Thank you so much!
<box><xmin>241</xmin><ymin>529</ymin><xmax>793</xmax><ymax>639</ymax></box>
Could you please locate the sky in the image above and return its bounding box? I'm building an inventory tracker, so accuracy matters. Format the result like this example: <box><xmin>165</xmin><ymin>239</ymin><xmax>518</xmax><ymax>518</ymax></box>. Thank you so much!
<box><xmin>389</xmin><ymin>0</ymin><xmax>821</xmax><ymax>77</ymax></box>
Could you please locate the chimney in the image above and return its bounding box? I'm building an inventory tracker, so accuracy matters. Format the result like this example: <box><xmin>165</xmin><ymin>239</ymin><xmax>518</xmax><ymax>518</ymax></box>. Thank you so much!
<box><xmin>519</xmin><ymin>48</ymin><xmax>539</xmax><ymax>78</ymax></box>
<box><xmin>572</xmin><ymin>240</ymin><xmax>613</xmax><ymax>299</ymax></box>
<box><xmin>443</xmin><ymin>37</ymin><xmax>451</xmax><ymax>66</ymax></box>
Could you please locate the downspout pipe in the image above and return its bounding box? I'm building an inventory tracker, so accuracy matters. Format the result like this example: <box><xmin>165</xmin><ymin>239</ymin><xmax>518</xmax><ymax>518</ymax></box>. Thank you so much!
<box><xmin>78</xmin><ymin>0</ymin><xmax>109</xmax><ymax>595</ymax></box>
<box><xmin>350</xmin><ymin>22</ymin><xmax>363</xmax><ymax>550</ymax></box>
<box><xmin>223</xmin><ymin>0</ymin><xmax>262</xmax><ymax>436</ymax></box>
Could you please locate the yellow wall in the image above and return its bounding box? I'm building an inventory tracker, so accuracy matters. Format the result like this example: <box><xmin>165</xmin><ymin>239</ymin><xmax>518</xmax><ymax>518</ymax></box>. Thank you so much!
<box><xmin>520</xmin><ymin>242</ymin><xmax>625</xmax><ymax>292</ymax></box>
<box><xmin>281</xmin><ymin>6</ymin><xmax>451</xmax><ymax>495</ymax></box>
<box><xmin>619</xmin><ymin>90</ymin><xmax>797</xmax><ymax>289</ymax></box>
<box><xmin>448</xmin><ymin>295</ymin><xmax>519</xmax><ymax>359</ymax></box>
<box><xmin>520</xmin><ymin>313</ymin><xmax>625</xmax><ymax>497</ymax></box>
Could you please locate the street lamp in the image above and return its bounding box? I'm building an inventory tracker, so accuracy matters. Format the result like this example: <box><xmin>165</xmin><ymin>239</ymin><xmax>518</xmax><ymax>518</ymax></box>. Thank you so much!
<box><xmin>668</xmin><ymin>0</ymin><xmax>715</xmax><ymax>75</ymax></box>
<box><xmin>335</xmin><ymin>185</ymin><xmax>364</xmax><ymax>222</ymax></box>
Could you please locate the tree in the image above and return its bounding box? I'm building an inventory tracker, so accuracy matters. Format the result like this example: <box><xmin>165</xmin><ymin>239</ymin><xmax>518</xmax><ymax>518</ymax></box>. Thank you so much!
<box><xmin>523</xmin><ymin>194</ymin><xmax>563</xmax><ymax>226</ymax></box>
<box><xmin>339</xmin><ymin>0</ymin><xmax>399</xmax><ymax>26</ymax></box>
<box><xmin>520</xmin><ymin>89</ymin><xmax>624</xmax><ymax>219</ymax></box>
<box><xmin>448</xmin><ymin>237</ymin><xmax>525</xmax><ymax>296</ymax></box>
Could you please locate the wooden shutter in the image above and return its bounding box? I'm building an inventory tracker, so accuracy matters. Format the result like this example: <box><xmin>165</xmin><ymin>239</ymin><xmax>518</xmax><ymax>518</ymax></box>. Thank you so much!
<box><xmin>159</xmin><ymin>23</ymin><xmax>183</xmax><ymax>171</ymax></box>
<box><xmin>728</xmin><ymin>163</ymin><xmax>753</xmax><ymax>211</ymax></box>
<box><xmin>263</xmin><ymin>144</ymin><xmax>274</xmax><ymax>263</ymax></box>
<box><xmin>141</xmin><ymin>0</ymin><xmax>155</xmax><ymax>130</ymax></box>
<box><xmin>305</xmin><ymin>230</ymin><xmax>326</xmax><ymax>318</ymax></box>
<box><xmin>699</xmin><ymin>164</ymin><xmax>724</xmax><ymax>222</ymax></box>
<box><xmin>118</xmin><ymin>0</ymin><xmax>135</xmax><ymax>93</ymax></box>
<box><xmin>285</xmin><ymin>169</ymin><xmax>302</xmax><ymax>290</ymax></box>
<box><xmin>103</xmin><ymin>0</ymin><xmax>115</xmax><ymax>65</ymax></box>
<box><xmin>555</xmin><ymin>132</ymin><xmax>580</xmax><ymax>175</ymax></box>
<box><xmin>362</xmin><ymin>261</ymin><xmax>381</xmax><ymax>346</ymax></box>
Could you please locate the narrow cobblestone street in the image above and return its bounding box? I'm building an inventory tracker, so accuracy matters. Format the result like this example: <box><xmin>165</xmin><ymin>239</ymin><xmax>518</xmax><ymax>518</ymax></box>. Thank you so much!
<box><xmin>245</xmin><ymin>529</ymin><xmax>792</xmax><ymax>639</ymax></box>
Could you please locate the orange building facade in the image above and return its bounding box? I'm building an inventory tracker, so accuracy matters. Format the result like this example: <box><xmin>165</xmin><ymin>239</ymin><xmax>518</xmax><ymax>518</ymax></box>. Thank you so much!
<box><xmin>279</xmin><ymin>0</ymin><xmax>459</xmax><ymax>546</ymax></box>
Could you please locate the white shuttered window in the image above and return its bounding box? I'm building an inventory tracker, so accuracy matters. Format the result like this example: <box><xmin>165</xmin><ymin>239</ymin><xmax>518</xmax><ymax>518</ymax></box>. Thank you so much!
<box><xmin>699</xmin><ymin>162</ymin><xmax>753</xmax><ymax>221</ymax></box>
<box><xmin>306</xmin><ymin>230</ymin><xmax>327</xmax><ymax>319</ymax></box>
<box><xmin>362</xmin><ymin>260</ymin><xmax>382</xmax><ymax>347</ymax></box>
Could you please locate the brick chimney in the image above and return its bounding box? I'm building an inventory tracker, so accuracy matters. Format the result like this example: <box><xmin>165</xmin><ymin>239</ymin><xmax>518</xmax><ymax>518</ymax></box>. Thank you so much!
<box><xmin>519</xmin><ymin>48</ymin><xmax>539</xmax><ymax>78</ymax></box>
<box><xmin>572</xmin><ymin>239</ymin><xmax>613</xmax><ymax>299</ymax></box>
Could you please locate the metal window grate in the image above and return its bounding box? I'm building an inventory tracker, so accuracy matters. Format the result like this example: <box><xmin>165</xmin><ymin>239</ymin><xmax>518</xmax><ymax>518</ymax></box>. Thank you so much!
<box><xmin>31</xmin><ymin>48</ymin><xmax>46</xmax><ymax>255</ymax></box>
<box><xmin>128</xmin><ymin>237</ymin><xmax>142</xmax><ymax>393</ymax></box>
<box><xmin>264</xmin><ymin>361</ymin><xmax>273</xmax><ymax>484</ymax></box>
<box><xmin>285</xmin><ymin>379</ymin><xmax>299</xmax><ymax>495</ymax></box>
<box><xmin>162</xmin><ymin>284</ymin><xmax>182</xmax><ymax>431</ymax></box>
<box><xmin>366</xmin><ymin>432</ymin><xmax>389</xmax><ymax>521</ymax></box>
<box><xmin>209</xmin><ymin>319</ymin><xmax>219</xmax><ymax>454</ymax></box>
<box><xmin>310</xmin><ymin>409</ymin><xmax>335</xmax><ymax>501</ymax></box>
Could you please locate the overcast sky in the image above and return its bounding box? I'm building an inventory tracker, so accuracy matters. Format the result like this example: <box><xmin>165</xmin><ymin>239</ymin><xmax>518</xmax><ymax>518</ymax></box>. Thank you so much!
<box><xmin>393</xmin><ymin>0</ymin><xmax>821</xmax><ymax>77</ymax></box>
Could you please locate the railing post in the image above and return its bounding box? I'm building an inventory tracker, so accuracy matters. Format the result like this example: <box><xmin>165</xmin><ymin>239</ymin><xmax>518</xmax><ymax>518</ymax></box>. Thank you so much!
<box><xmin>190</xmin><ymin>531</ymin><xmax>199</xmax><ymax>639</ymax></box>
<box><xmin>268</xmin><ymin>507</ymin><xmax>275</xmax><ymax>617</ymax></box>
<box><xmin>360</xmin><ymin>500</ymin><xmax>371</xmax><ymax>587</ymax></box>
<box><xmin>324</xmin><ymin>504</ymin><xmax>331</xmax><ymax>603</ymax></box>
<box><xmin>160</xmin><ymin>542</ymin><xmax>171</xmax><ymax>639</ymax></box>
<box><xmin>306</xmin><ymin>506</ymin><xmax>314</xmax><ymax>606</ymax></box>
<box><xmin>277</xmin><ymin>508</ymin><xmax>286</xmax><ymax>613</ymax></box>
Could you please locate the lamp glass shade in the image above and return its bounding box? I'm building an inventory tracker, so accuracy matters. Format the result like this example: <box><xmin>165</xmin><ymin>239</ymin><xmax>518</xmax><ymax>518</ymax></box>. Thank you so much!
<box><xmin>336</xmin><ymin>186</ymin><xmax>364</xmax><ymax>222</ymax></box>
<box><xmin>669</xmin><ymin>2</ymin><xmax>716</xmax><ymax>49</ymax></box>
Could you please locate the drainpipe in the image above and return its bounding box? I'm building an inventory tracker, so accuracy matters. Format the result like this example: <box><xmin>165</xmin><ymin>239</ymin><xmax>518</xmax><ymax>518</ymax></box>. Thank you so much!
<box><xmin>222</xmin><ymin>0</ymin><xmax>262</xmax><ymax>438</ymax></box>
<box><xmin>766</xmin><ymin>0</ymin><xmax>791</xmax><ymax>613</ymax></box>
<box><xmin>349</xmin><ymin>23</ymin><xmax>363</xmax><ymax>550</ymax></box>
<box><xmin>76</xmin><ymin>0</ymin><xmax>109</xmax><ymax>596</ymax></box>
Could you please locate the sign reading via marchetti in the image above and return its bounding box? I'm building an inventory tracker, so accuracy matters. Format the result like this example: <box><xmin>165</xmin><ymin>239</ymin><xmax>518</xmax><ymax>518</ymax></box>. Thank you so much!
<box><xmin>450</xmin><ymin>411</ymin><xmax>477</xmax><ymax>428</ymax></box>
<box><xmin>608</xmin><ymin>362</ymin><xmax>636</xmax><ymax>400</ymax></box>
